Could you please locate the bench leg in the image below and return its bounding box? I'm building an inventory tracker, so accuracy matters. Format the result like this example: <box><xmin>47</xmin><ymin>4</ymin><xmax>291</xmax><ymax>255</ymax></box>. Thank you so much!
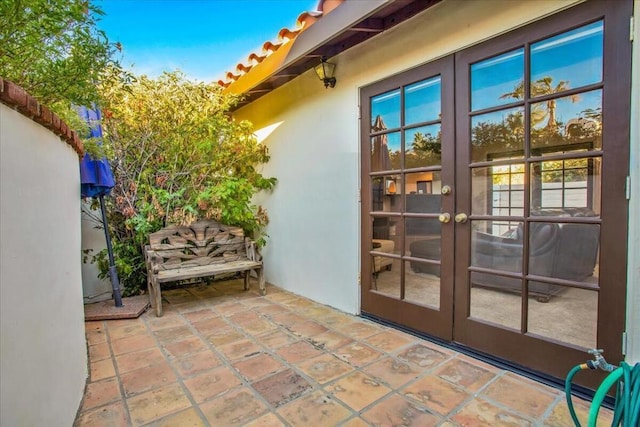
<box><xmin>148</xmin><ymin>277</ymin><xmax>163</xmax><ymax>317</ymax></box>
<box><xmin>244</xmin><ymin>271</ymin><xmax>250</xmax><ymax>291</ymax></box>
<box><xmin>147</xmin><ymin>275</ymin><xmax>156</xmax><ymax>309</ymax></box>
<box><xmin>258</xmin><ymin>267</ymin><xmax>266</xmax><ymax>296</ymax></box>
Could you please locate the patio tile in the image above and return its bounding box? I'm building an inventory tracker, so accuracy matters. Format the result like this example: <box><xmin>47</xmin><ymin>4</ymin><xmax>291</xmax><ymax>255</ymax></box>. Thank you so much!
<box><xmin>308</xmin><ymin>330</ymin><xmax>353</xmax><ymax>351</ymax></box>
<box><xmin>75</xmin><ymin>401</ymin><xmax>129</xmax><ymax>427</ymax></box>
<box><xmin>162</xmin><ymin>336</ymin><xmax>208</xmax><ymax>359</ymax></box>
<box><xmin>205</xmin><ymin>327</ymin><xmax>244</xmax><ymax>347</ymax></box>
<box><xmin>481</xmin><ymin>374</ymin><xmax>556</xmax><ymax>418</ymax></box>
<box><xmin>286</xmin><ymin>320</ymin><xmax>328</xmax><ymax>338</ymax></box>
<box><xmin>171</xmin><ymin>350</ymin><xmax>223</xmax><ymax>377</ymax></box>
<box><xmin>253</xmin><ymin>303</ymin><xmax>290</xmax><ymax>316</ymax></box>
<box><xmin>90</xmin><ymin>358</ymin><xmax>116</xmax><ymax>381</ymax></box>
<box><xmin>120</xmin><ymin>362</ymin><xmax>177</xmax><ymax>397</ymax></box>
<box><xmin>228</xmin><ymin>310</ymin><xmax>262</xmax><ymax>324</ymax></box>
<box><xmin>152</xmin><ymin>325</ymin><xmax>194</xmax><ymax>344</ymax></box>
<box><xmin>280</xmin><ymin>296</ymin><xmax>317</xmax><ymax>309</ymax></box>
<box><xmin>126</xmin><ymin>383</ymin><xmax>191</xmax><ymax>426</ymax></box>
<box><xmin>401</xmin><ymin>375</ymin><xmax>470</xmax><ymax>416</ymax></box>
<box><xmin>297</xmin><ymin>304</ymin><xmax>336</xmax><ymax>318</ymax></box>
<box><xmin>218</xmin><ymin>338</ymin><xmax>263</xmax><ymax>361</ymax></box>
<box><xmin>115</xmin><ymin>347</ymin><xmax>165</xmax><ymax>374</ymax></box>
<box><xmin>363</xmin><ymin>330</ymin><xmax>415</xmax><ymax>353</ymax></box>
<box><xmin>360</xmin><ymin>393</ymin><xmax>442</xmax><ymax>426</ymax></box>
<box><xmin>451</xmin><ymin>398</ymin><xmax>532</xmax><ymax>426</ymax></box>
<box><xmin>242</xmin><ymin>412</ymin><xmax>285</xmax><ymax>426</ymax></box>
<box><xmin>397</xmin><ymin>343</ymin><xmax>449</xmax><ymax>369</ymax></box>
<box><xmin>275</xmin><ymin>340</ymin><xmax>324</xmax><ymax>364</ymax></box>
<box><xmin>215</xmin><ymin>302</ymin><xmax>248</xmax><ymax>316</ymax></box>
<box><xmin>111</xmin><ymin>334</ymin><xmax>156</xmax><ymax>356</ymax></box>
<box><xmin>334</xmin><ymin>342</ymin><xmax>383</xmax><ymax>367</ymax></box>
<box><xmin>162</xmin><ymin>288</ymin><xmax>199</xmax><ymax>305</ymax></box>
<box><xmin>85</xmin><ymin>322</ymin><xmax>107</xmax><ymax>345</ymax></box>
<box><xmin>277</xmin><ymin>390</ymin><xmax>351</xmax><ymax>426</ymax></box>
<box><xmin>181</xmin><ymin>308</ymin><xmax>217</xmax><ymax>323</ymax></box>
<box><xmin>145</xmin><ymin>407</ymin><xmax>206</xmax><ymax>426</ymax></box>
<box><xmin>316</xmin><ymin>311</ymin><xmax>354</xmax><ymax>327</ymax></box>
<box><xmin>326</xmin><ymin>371</ymin><xmax>392</xmax><ymax>411</ymax></box>
<box><xmin>145</xmin><ymin>313</ymin><xmax>186</xmax><ymax>331</ymax></box>
<box><xmin>296</xmin><ymin>353</ymin><xmax>354</xmax><ymax>384</ymax></box>
<box><xmin>199</xmin><ymin>387</ymin><xmax>268</xmax><ymax>426</ymax></box>
<box><xmin>543</xmin><ymin>395</ymin><xmax>613</xmax><ymax>427</ymax></box>
<box><xmin>362</xmin><ymin>356</ymin><xmax>422</xmax><ymax>389</ymax></box>
<box><xmin>183</xmin><ymin>365</ymin><xmax>242</xmax><ymax>403</ymax></box>
<box><xmin>251</xmin><ymin>368</ymin><xmax>313</xmax><ymax>407</ymax></box>
<box><xmin>107</xmin><ymin>321</ymin><xmax>148</xmax><ymax>340</ymax></box>
<box><xmin>433</xmin><ymin>357</ymin><xmax>497</xmax><ymax>392</ymax></box>
<box><xmin>232</xmin><ymin>353</ymin><xmax>286</xmax><ymax>382</ymax></box>
<box><xmin>254</xmin><ymin>329</ymin><xmax>298</xmax><ymax>349</ymax></box>
<box><xmin>89</xmin><ymin>342</ymin><xmax>111</xmax><ymax>362</ymax></box>
<box><xmin>81</xmin><ymin>377</ymin><xmax>122</xmax><ymax>411</ymax></box>
<box><xmin>237</xmin><ymin>318</ymin><xmax>279</xmax><ymax>336</ymax></box>
<box><xmin>332</xmin><ymin>320</ymin><xmax>383</xmax><ymax>340</ymax></box>
<box><xmin>342</xmin><ymin>417</ymin><xmax>370</xmax><ymax>427</ymax></box>
<box><xmin>190</xmin><ymin>316</ymin><xmax>228</xmax><ymax>334</ymax></box>
<box><xmin>269</xmin><ymin>311</ymin><xmax>308</xmax><ymax>327</ymax></box>
<box><xmin>265</xmin><ymin>292</ymin><xmax>299</xmax><ymax>303</ymax></box>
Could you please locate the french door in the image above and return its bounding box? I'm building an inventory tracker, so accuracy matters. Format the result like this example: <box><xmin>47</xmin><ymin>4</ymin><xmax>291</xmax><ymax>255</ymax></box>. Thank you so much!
<box><xmin>360</xmin><ymin>0</ymin><xmax>631</xmax><ymax>387</ymax></box>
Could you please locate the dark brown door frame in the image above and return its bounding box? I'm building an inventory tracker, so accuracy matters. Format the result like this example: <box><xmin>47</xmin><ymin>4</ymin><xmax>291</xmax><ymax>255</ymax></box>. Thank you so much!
<box><xmin>452</xmin><ymin>0</ymin><xmax>632</xmax><ymax>386</ymax></box>
<box><xmin>360</xmin><ymin>55</ymin><xmax>455</xmax><ymax>340</ymax></box>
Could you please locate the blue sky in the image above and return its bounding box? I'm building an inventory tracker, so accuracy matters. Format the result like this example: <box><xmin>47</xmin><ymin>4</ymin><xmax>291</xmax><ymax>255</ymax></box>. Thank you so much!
<box><xmin>95</xmin><ymin>0</ymin><xmax>318</xmax><ymax>83</ymax></box>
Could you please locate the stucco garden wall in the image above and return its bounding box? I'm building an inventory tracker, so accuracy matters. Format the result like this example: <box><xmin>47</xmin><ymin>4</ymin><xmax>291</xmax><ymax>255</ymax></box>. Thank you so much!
<box><xmin>0</xmin><ymin>102</ymin><xmax>87</xmax><ymax>425</ymax></box>
<box><xmin>235</xmin><ymin>0</ymin><xmax>639</xmax><ymax>362</ymax></box>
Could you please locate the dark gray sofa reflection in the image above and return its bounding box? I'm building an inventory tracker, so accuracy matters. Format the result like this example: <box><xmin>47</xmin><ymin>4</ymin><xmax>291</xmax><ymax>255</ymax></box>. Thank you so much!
<box><xmin>471</xmin><ymin>208</ymin><xmax>599</xmax><ymax>302</ymax></box>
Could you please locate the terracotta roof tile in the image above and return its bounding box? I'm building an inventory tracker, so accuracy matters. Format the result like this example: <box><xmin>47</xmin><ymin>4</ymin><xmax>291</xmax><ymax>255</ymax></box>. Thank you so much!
<box><xmin>0</xmin><ymin>77</ymin><xmax>84</xmax><ymax>157</ymax></box>
<box><xmin>248</xmin><ymin>52</ymin><xmax>266</xmax><ymax>64</ymax></box>
<box><xmin>218</xmin><ymin>1</ymin><xmax>345</xmax><ymax>91</ymax></box>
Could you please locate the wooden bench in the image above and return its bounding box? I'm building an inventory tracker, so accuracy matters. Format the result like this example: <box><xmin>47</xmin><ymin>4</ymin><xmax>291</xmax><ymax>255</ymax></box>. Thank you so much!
<box><xmin>144</xmin><ymin>219</ymin><xmax>265</xmax><ymax>316</ymax></box>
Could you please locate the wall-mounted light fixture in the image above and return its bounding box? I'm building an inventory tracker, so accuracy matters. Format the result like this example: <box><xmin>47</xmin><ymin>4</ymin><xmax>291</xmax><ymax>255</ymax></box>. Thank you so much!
<box><xmin>314</xmin><ymin>56</ymin><xmax>336</xmax><ymax>88</ymax></box>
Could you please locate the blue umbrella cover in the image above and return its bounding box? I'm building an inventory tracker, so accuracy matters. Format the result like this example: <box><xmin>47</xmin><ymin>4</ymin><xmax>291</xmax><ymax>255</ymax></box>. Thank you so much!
<box><xmin>78</xmin><ymin>106</ymin><xmax>122</xmax><ymax>307</ymax></box>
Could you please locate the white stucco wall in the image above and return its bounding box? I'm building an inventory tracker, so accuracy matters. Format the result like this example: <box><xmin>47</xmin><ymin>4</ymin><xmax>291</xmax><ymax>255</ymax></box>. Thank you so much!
<box><xmin>0</xmin><ymin>105</ymin><xmax>87</xmax><ymax>425</ymax></box>
<box><xmin>81</xmin><ymin>202</ymin><xmax>112</xmax><ymax>303</ymax></box>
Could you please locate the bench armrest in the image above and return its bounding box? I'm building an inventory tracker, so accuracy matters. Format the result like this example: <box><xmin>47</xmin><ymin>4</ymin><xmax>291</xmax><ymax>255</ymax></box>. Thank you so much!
<box><xmin>244</xmin><ymin>238</ymin><xmax>262</xmax><ymax>262</ymax></box>
<box><xmin>144</xmin><ymin>245</ymin><xmax>161</xmax><ymax>274</ymax></box>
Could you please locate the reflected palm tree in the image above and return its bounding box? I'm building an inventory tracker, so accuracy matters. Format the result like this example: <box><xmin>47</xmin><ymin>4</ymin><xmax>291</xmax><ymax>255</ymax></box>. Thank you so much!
<box><xmin>500</xmin><ymin>77</ymin><xmax>579</xmax><ymax>131</ymax></box>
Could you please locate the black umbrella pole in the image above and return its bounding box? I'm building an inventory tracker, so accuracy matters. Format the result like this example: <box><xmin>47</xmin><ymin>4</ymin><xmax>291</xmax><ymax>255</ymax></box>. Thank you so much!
<box><xmin>99</xmin><ymin>195</ymin><xmax>123</xmax><ymax>307</ymax></box>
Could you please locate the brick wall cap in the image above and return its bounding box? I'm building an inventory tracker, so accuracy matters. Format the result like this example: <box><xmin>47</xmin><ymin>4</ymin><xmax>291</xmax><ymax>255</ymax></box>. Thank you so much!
<box><xmin>0</xmin><ymin>78</ymin><xmax>84</xmax><ymax>158</ymax></box>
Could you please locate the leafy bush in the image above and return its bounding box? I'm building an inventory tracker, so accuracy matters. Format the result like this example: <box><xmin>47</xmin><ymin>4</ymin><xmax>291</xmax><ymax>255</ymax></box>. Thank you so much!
<box><xmin>0</xmin><ymin>0</ymin><xmax>130</xmax><ymax>125</ymax></box>
<box><xmin>95</xmin><ymin>71</ymin><xmax>276</xmax><ymax>295</ymax></box>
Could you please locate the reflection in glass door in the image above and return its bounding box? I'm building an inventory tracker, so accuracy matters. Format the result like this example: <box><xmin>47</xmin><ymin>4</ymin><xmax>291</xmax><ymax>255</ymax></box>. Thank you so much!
<box><xmin>361</xmin><ymin>56</ymin><xmax>454</xmax><ymax>340</ymax></box>
<box><xmin>454</xmin><ymin>3</ymin><xmax>631</xmax><ymax>385</ymax></box>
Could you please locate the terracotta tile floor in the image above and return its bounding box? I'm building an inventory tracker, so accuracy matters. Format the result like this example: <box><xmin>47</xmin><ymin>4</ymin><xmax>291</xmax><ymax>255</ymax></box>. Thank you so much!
<box><xmin>76</xmin><ymin>280</ymin><xmax>613</xmax><ymax>426</ymax></box>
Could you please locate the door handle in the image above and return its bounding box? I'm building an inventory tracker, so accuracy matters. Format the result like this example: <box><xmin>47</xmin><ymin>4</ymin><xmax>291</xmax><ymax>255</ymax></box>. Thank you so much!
<box><xmin>438</xmin><ymin>213</ymin><xmax>451</xmax><ymax>223</ymax></box>
<box><xmin>455</xmin><ymin>213</ymin><xmax>468</xmax><ymax>223</ymax></box>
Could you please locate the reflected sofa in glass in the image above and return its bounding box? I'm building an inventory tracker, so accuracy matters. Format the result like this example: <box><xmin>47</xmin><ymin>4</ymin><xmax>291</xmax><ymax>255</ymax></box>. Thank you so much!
<box><xmin>410</xmin><ymin>208</ymin><xmax>600</xmax><ymax>302</ymax></box>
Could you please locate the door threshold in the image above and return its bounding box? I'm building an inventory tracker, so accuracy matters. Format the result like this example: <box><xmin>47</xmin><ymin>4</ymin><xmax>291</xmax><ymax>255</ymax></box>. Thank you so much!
<box><xmin>360</xmin><ymin>312</ymin><xmax>614</xmax><ymax>409</ymax></box>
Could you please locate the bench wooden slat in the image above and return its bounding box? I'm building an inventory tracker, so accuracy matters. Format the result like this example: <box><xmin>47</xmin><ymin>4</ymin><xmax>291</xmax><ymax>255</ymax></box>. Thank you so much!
<box><xmin>156</xmin><ymin>260</ymin><xmax>262</xmax><ymax>283</ymax></box>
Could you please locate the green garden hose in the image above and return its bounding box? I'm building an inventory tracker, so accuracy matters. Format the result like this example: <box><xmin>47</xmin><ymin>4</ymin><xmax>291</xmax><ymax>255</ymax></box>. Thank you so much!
<box><xmin>565</xmin><ymin>360</ymin><xmax>640</xmax><ymax>427</ymax></box>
